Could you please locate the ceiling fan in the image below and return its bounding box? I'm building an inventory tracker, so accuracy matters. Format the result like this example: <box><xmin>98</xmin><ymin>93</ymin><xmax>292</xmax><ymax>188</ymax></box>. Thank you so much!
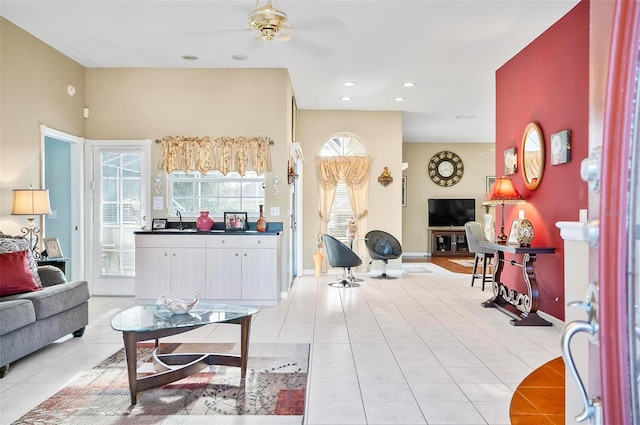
<box><xmin>248</xmin><ymin>0</ymin><xmax>293</xmax><ymax>42</ymax></box>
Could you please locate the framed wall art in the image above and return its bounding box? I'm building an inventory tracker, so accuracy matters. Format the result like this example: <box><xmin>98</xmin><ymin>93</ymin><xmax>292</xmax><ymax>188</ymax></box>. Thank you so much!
<box><xmin>401</xmin><ymin>176</ymin><xmax>407</xmax><ymax>207</ymax></box>
<box><xmin>504</xmin><ymin>147</ymin><xmax>517</xmax><ymax>175</ymax></box>
<box><xmin>550</xmin><ymin>129</ymin><xmax>571</xmax><ymax>165</ymax></box>
<box><xmin>486</xmin><ymin>176</ymin><xmax>496</xmax><ymax>195</ymax></box>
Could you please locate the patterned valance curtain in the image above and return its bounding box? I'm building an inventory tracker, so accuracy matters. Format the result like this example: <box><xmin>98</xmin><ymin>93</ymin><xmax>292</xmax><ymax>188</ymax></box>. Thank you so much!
<box><xmin>160</xmin><ymin>136</ymin><xmax>273</xmax><ymax>176</ymax></box>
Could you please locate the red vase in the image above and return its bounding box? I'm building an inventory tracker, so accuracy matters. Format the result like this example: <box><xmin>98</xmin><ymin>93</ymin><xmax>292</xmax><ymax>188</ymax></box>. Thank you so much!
<box><xmin>196</xmin><ymin>211</ymin><xmax>214</xmax><ymax>231</ymax></box>
<box><xmin>256</xmin><ymin>205</ymin><xmax>267</xmax><ymax>232</ymax></box>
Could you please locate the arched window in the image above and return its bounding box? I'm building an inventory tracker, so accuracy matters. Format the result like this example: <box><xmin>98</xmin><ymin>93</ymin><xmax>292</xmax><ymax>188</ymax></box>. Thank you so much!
<box><xmin>319</xmin><ymin>133</ymin><xmax>367</xmax><ymax>239</ymax></box>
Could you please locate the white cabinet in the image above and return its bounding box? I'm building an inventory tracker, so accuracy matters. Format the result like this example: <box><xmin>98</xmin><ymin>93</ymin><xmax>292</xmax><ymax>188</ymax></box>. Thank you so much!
<box><xmin>135</xmin><ymin>235</ymin><xmax>206</xmax><ymax>300</ymax></box>
<box><xmin>204</xmin><ymin>234</ymin><xmax>280</xmax><ymax>303</ymax></box>
<box><xmin>238</xmin><ymin>236</ymin><xmax>279</xmax><ymax>301</ymax></box>
<box><xmin>205</xmin><ymin>236</ymin><xmax>242</xmax><ymax>299</ymax></box>
<box><xmin>135</xmin><ymin>233</ymin><xmax>281</xmax><ymax>305</ymax></box>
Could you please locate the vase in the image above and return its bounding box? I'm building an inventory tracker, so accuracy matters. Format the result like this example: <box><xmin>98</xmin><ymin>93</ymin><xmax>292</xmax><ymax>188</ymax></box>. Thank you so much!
<box><xmin>196</xmin><ymin>211</ymin><xmax>214</xmax><ymax>231</ymax></box>
<box><xmin>313</xmin><ymin>249</ymin><xmax>323</xmax><ymax>277</ymax></box>
<box><xmin>256</xmin><ymin>204</ymin><xmax>267</xmax><ymax>232</ymax></box>
<box><xmin>516</xmin><ymin>218</ymin><xmax>535</xmax><ymax>247</ymax></box>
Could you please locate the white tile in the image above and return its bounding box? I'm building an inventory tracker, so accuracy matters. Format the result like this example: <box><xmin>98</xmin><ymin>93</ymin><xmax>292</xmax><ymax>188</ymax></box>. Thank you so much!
<box><xmin>446</xmin><ymin>367</ymin><xmax>502</xmax><ymax>384</ymax></box>
<box><xmin>409</xmin><ymin>382</ymin><xmax>468</xmax><ymax>402</ymax></box>
<box><xmin>364</xmin><ymin>401</ymin><xmax>426</xmax><ymax>424</ymax></box>
<box><xmin>360</xmin><ymin>382</ymin><xmax>415</xmax><ymax>402</ymax></box>
<box><xmin>458</xmin><ymin>383</ymin><xmax>514</xmax><ymax>402</ymax></box>
<box><xmin>309</xmin><ymin>382</ymin><xmax>362</xmax><ymax>402</ymax></box>
<box><xmin>306</xmin><ymin>401</ymin><xmax>367</xmax><ymax>424</ymax></box>
<box><xmin>418</xmin><ymin>401</ymin><xmax>486</xmax><ymax>424</ymax></box>
<box><xmin>473</xmin><ymin>401</ymin><xmax>512</xmax><ymax>424</ymax></box>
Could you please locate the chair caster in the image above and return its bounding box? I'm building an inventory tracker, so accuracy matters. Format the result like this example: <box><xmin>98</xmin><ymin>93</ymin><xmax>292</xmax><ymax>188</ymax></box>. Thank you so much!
<box><xmin>73</xmin><ymin>327</ymin><xmax>86</xmax><ymax>337</ymax></box>
<box><xmin>329</xmin><ymin>280</ymin><xmax>360</xmax><ymax>288</ymax></box>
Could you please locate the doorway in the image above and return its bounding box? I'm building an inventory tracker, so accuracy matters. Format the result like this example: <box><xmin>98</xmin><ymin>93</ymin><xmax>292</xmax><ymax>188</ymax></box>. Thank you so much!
<box><xmin>41</xmin><ymin>126</ymin><xmax>83</xmax><ymax>280</ymax></box>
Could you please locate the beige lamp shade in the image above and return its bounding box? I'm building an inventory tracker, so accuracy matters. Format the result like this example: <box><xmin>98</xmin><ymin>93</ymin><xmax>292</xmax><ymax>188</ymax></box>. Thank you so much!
<box><xmin>11</xmin><ymin>189</ymin><xmax>52</xmax><ymax>216</ymax></box>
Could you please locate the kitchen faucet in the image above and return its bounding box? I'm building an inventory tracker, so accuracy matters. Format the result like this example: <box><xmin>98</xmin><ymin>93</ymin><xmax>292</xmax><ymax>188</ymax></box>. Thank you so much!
<box><xmin>176</xmin><ymin>210</ymin><xmax>185</xmax><ymax>230</ymax></box>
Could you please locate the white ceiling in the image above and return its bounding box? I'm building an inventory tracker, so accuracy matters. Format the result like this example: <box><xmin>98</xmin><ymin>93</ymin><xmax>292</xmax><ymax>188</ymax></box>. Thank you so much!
<box><xmin>1</xmin><ymin>0</ymin><xmax>580</xmax><ymax>143</ymax></box>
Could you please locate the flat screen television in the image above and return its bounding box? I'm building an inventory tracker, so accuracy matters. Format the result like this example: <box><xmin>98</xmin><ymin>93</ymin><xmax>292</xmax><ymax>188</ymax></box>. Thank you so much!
<box><xmin>428</xmin><ymin>198</ymin><xmax>476</xmax><ymax>227</ymax></box>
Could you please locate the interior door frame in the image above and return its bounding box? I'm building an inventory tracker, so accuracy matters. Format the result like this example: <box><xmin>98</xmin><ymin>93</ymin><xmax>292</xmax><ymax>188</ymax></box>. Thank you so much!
<box><xmin>40</xmin><ymin>125</ymin><xmax>84</xmax><ymax>280</ymax></box>
<box><xmin>599</xmin><ymin>0</ymin><xmax>639</xmax><ymax>422</ymax></box>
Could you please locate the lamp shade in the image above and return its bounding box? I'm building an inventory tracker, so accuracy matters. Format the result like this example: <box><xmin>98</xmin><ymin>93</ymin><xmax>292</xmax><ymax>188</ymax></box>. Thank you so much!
<box><xmin>484</xmin><ymin>177</ymin><xmax>525</xmax><ymax>205</ymax></box>
<box><xmin>11</xmin><ymin>189</ymin><xmax>52</xmax><ymax>216</ymax></box>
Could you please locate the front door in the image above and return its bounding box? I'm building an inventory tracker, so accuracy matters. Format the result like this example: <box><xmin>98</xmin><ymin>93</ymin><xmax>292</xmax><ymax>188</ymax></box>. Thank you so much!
<box><xmin>563</xmin><ymin>2</ymin><xmax>640</xmax><ymax>423</ymax></box>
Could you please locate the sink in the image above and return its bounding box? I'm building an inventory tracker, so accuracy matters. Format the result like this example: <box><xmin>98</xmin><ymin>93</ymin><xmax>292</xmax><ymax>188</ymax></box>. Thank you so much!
<box><xmin>156</xmin><ymin>228</ymin><xmax>198</xmax><ymax>233</ymax></box>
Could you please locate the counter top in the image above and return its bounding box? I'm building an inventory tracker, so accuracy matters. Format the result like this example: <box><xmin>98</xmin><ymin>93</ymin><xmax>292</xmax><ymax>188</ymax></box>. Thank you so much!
<box><xmin>135</xmin><ymin>230</ymin><xmax>282</xmax><ymax>235</ymax></box>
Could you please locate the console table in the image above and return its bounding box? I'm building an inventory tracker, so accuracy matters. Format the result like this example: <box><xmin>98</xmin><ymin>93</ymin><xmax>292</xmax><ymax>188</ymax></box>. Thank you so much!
<box><xmin>479</xmin><ymin>242</ymin><xmax>555</xmax><ymax>326</ymax></box>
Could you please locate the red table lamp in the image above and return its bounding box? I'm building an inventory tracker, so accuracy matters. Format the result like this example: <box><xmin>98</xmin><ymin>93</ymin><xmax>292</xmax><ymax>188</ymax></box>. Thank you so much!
<box><xmin>484</xmin><ymin>177</ymin><xmax>525</xmax><ymax>244</ymax></box>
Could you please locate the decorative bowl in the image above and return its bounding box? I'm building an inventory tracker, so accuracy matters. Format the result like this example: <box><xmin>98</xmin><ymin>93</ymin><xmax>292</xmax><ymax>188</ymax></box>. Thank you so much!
<box><xmin>156</xmin><ymin>292</ymin><xmax>200</xmax><ymax>315</ymax></box>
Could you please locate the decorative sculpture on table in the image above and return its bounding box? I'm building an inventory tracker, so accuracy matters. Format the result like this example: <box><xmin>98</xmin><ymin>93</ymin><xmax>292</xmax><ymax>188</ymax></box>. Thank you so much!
<box><xmin>347</xmin><ymin>217</ymin><xmax>358</xmax><ymax>239</ymax></box>
<box><xmin>157</xmin><ymin>292</ymin><xmax>200</xmax><ymax>314</ymax></box>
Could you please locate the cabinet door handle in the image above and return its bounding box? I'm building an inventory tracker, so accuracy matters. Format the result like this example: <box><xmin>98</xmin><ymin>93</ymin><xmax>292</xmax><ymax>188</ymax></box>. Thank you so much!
<box><xmin>235</xmin><ymin>253</ymin><xmax>239</xmax><ymax>256</ymax></box>
<box><xmin>172</xmin><ymin>253</ymin><xmax>176</xmax><ymax>256</ymax></box>
<box><xmin>244</xmin><ymin>253</ymin><xmax>247</xmax><ymax>257</ymax></box>
<box><xmin>222</xmin><ymin>240</ymin><xmax>225</xmax><ymax>243</ymax></box>
<box><xmin>257</xmin><ymin>240</ymin><xmax>261</xmax><ymax>244</ymax></box>
<box><xmin>164</xmin><ymin>253</ymin><xmax>168</xmax><ymax>256</ymax></box>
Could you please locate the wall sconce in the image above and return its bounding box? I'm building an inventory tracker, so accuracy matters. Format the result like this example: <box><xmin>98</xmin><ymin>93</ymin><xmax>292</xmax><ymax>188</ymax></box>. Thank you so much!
<box><xmin>11</xmin><ymin>186</ymin><xmax>52</xmax><ymax>259</ymax></box>
<box><xmin>287</xmin><ymin>159</ymin><xmax>298</xmax><ymax>185</ymax></box>
<box><xmin>377</xmin><ymin>167</ymin><xmax>393</xmax><ymax>187</ymax></box>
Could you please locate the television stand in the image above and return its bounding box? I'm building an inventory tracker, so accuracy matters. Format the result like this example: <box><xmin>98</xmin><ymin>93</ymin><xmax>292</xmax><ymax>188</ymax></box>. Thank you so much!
<box><xmin>428</xmin><ymin>227</ymin><xmax>472</xmax><ymax>257</ymax></box>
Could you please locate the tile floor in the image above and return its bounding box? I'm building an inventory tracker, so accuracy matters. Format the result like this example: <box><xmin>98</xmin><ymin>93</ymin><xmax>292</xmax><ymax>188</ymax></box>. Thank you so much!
<box><xmin>0</xmin><ymin>262</ymin><xmax>563</xmax><ymax>425</ymax></box>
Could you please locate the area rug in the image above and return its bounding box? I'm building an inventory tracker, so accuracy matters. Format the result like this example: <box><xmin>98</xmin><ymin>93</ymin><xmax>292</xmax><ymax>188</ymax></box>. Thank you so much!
<box><xmin>402</xmin><ymin>265</ymin><xmax>433</xmax><ymax>273</ymax></box>
<box><xmin>13</xmin><ymin>342</ymin><xmax>309</xmax><ymax>424</ymax></box>
<box><xmin>448</xmin><ymin>259</ymin><xmax>476</xmax><ymax>268</ymax></box>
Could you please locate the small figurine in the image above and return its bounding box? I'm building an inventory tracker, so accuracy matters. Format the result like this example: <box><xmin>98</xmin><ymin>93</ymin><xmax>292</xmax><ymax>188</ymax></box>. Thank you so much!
<box><xmin>347</xmin><ymin>217</ymin><xmax>358</xmax><ymax>239</ymax></box>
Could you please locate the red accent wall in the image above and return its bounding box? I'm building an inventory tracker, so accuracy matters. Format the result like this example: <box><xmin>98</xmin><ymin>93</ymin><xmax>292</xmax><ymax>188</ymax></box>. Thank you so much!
<box><xmin>495</xmin><ymin>0</ymin><xmax>589</xmax><ymax>320</ymax></box>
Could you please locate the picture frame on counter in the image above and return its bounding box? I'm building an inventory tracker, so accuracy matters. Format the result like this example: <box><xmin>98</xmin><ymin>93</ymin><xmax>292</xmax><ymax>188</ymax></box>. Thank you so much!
<box><xmin>152</xmin><ymin>218</ymin><xmax>168</xmax><ymax>230</ymax></box>
<box><xmin>224</xmin><ymin>212</ymin><xmax>248</xmax><ymax>231</ymax></box>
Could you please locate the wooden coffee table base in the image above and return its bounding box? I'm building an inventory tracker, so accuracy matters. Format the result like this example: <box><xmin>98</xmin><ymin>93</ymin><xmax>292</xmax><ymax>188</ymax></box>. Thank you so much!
<box><xmin>121</xmin><ymin>315</ymin><xmax>251</xmax><ymax>405</ymax></box>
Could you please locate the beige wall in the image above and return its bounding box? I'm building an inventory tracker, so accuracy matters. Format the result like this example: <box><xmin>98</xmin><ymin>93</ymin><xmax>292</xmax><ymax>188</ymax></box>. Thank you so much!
<box><xmin>298</xmin><ymin>110</ymin><xmax>403</xmax><ymax>271</ymax></box>
<box><xmin>85</xmin><ymin>67</ymin><xmax>291</xmax><ymax>223</ymax></box>
<box><xmin>402</xmin><ymin>142</ymin><xmax>495</xmax><ymax>254</ymax></box>
<box><xmin>0</xmin><ymin>18</ymin><xmax>85</xmax><ymax>233</ymax></box>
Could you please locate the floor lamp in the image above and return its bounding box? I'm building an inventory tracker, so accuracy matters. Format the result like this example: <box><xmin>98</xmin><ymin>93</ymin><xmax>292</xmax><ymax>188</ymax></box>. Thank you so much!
<box><xmin>11</xmin><ymin>187</ymin><xmax>52</xmax><ymax>259</ymax></box>
<box><xmin>484</xmin><ymin>177</ymin><xmax>525</xmax><ymax>244</ymax></box>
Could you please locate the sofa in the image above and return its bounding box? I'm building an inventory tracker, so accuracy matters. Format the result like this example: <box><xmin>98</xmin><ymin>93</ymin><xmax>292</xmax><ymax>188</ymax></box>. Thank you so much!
<box><xmin>0</xmin><ymin>236</ymin><xmax>90</xmax><ymax>378</ymax></box>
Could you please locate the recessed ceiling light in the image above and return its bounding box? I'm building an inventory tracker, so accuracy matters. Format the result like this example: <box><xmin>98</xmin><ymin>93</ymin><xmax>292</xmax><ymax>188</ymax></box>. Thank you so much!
<box><xmin>232</xmin><ymin>54</ymin><xmax>248</xmax><ymax>61</ymax></box>
<box><xmin>343</xmin><ymin>81</ymin><xmax>356</xmax><ymax>87</ymax></box>
<box><xmin>403</xmin><ymin>81</ymin><xmax>416</xmax><ymax>87</ymax></box>
<box><xmin>182</xmin><ymin>55</ymin><xmax>199</xmax><ymax>61</ymax></box>
<box><xmin>341</xmin><ymin>96</ymin><xmax>352</xmax><ymax>101</ymax></box>
<box><xmin>394</xmin><ymin>97</ymin><xmax>405</xmax><ymax>102</ymax></box>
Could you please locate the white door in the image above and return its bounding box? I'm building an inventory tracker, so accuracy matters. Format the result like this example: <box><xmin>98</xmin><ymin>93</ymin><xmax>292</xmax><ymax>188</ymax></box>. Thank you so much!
<box><xmin>86</xmin><ymin>140</ymin><xmax>151</xmax><ymax>296</ymax></box>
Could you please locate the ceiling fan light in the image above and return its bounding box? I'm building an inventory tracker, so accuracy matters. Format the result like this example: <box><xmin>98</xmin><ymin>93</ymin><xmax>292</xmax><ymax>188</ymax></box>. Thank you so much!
<box><xmin>248</xmin><ymin>1</ymin><xmax>289</xmax><ymax>41</ymax></box>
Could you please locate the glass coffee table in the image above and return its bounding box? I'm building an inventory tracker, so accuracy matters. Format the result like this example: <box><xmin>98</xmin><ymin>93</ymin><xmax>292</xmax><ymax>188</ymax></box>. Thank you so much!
<box><xmin>111</xmin><ymin>303</ymin><xmax>257</xmax><ymax>405</ymax></box>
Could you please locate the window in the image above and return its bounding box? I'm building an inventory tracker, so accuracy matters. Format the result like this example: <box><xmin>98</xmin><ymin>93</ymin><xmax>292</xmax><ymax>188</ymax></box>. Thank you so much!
<box><xmin>320</xmin><ymin>133</ymin><xmax>366</xmax><ymax>238</ymax></box>
<box><xmin>169</xmin><ymin>171</ymin><xmax>265</xmax><ymax>217</ymax></box>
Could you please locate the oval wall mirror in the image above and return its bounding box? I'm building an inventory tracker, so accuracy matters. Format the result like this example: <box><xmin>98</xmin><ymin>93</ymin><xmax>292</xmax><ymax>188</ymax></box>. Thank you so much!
<box><xmin>521</xmin><ymin>122</ymin><xmax>545</xmax><ymax>190</ymax></box>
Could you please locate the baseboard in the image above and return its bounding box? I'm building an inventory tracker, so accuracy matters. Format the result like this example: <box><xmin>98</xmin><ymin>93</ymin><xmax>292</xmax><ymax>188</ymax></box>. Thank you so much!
<box><xmin>402</xmin><ymin>252</ymin><xmax>431</xmax><ymax>258</ymax></box>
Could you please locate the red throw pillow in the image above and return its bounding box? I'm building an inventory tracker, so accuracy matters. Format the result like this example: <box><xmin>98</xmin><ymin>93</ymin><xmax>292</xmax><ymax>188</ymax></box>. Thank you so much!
<box><xmin>0</xmin><ymin>250</ymin><xmax>41</xmax><ymax>297</ymax></box>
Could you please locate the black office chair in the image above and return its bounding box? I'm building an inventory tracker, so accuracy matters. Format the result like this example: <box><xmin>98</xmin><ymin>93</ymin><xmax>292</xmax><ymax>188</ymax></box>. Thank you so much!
<box><xmin>465</xmin><ymin>221</ymin><xmax>496</xmax><ymax>291</ymax></box>
<box><xmin>365</xmin><ymin>230</ymin><xmax>402</xmax><ymax>279</ymax></box>
<box><xmin>322</xmin><ymin>234</ymin><xmax>363</xmax><ymax>288</ymax></box>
